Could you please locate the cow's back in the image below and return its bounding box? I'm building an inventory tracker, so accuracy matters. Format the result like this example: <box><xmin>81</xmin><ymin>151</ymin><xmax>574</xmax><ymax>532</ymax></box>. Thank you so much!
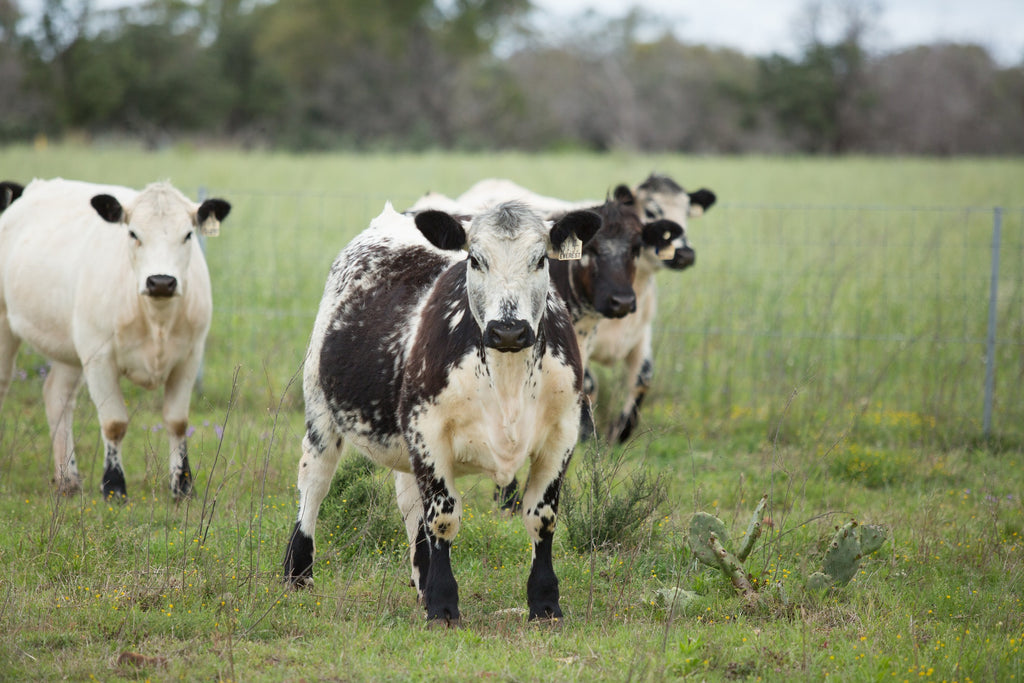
<box><xmin>0</xmin><ymin>178</ymin><xmax>137</xmax><ymax>363</ymax></box>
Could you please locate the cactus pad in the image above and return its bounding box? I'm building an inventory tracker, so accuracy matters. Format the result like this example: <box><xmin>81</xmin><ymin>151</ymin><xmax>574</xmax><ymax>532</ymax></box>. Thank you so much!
<box><xmin>688</xmin><ymin>512</ymin><xmax>731</xmax><ymax>568</ymax></box>
<box><xmin>822</xmin><ymin>521</ymin><xmax>863</xmax><ymax>587</ymax></box>
<box><xmin>858</xmin><ymin>524</ymin><xmax>887</xmax><ymax>555</ymax></box>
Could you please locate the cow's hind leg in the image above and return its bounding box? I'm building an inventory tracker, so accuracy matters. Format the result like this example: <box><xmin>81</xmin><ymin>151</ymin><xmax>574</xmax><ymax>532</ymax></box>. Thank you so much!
<box><xmin>394</xmin><ymin>471</ymin><xmax>429</xmax><ymax>602</ymax></box>
<box><xmin>493</xmin><ymin>477</ymin><xmax>521</xmax><ymax>512</ymax></box>
<box><xmin>0</xmin><ymin>313</ymin><xmax>21</xmax><ymax>412</ymax></box>
<box><xmin>521</xmin><ymin>449</ymin><xmax>572</xmax><ymax>621</ymax></box>
<box><xmin>284</xmin><ymin>419</ymin><xmax>344</xmax><ymax>587</ymax></box>
<box><xmin>609</xmin><ymin>352</ymin><xmax>652</xmax><ymax>444</ymax></box>
<box><xmin>42</xmin><ymin>362</ymin><xmax>85</xmax><ymax>495</ymax></box>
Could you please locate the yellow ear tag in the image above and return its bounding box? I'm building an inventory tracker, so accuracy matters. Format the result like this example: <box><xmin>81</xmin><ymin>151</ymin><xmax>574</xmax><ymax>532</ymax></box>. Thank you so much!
<box><xmin>558</xmin><ymin>234</ymin><xmax>583</xmax><ymax>260</ymax></box>
<box><xmin>658</xmin><ymin>231</ymin><xmax>675</xmax><ymax>260</ymax></box>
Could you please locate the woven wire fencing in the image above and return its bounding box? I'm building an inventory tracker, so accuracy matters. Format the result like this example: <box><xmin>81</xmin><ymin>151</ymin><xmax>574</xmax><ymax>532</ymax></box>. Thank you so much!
<box><xmin>197</xmin><ymin>189</ymin><xmax>1024</xmax><ymax>445</ymax></box>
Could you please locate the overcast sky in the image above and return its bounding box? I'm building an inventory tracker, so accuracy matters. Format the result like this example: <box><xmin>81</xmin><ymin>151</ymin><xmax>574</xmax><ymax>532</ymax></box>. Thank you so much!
<box><xmin>16</xmin><ymin>0</ymin><xmax>1024</xmax><ymax>67</ymax></box>
<box><xmin>530</xmin><ymin>0</ymin><xmax>1024</xmax><ymax>66</ymax></box>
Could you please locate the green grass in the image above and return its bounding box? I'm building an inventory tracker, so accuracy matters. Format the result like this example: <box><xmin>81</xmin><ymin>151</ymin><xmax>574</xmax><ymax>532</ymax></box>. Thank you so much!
<box><xmin>0</xmin><ymin>144</ymin><xmax>1022</xmax><ymax>680</ymax></box>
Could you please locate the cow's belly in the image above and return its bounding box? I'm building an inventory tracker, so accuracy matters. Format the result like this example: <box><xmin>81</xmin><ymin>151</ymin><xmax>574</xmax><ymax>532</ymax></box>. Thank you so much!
<box><xmin>7</xmin><ymin>311</ymin><xmax>80</xmax><ymax>365</ymax></box>
<box><xmin>3</xmin><ymin>276</ymin><xmax>80</xmax><ymax>365</ymax></box>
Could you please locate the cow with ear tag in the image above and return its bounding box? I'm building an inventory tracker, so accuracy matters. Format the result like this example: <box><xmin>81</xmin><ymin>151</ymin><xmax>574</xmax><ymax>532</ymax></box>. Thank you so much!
<box><xmin>285</xmin><ymin>201</ymin><xmax>601</xmax><ymax>626</ymax></box>
<box><xmin>0</xmin><ymin>178</ymin><xmax>230</xmax><ymax>501</ymax></box>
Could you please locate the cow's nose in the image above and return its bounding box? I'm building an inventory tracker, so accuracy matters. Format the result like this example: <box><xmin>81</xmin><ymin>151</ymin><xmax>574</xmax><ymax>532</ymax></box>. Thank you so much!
<box><xmin>672</xmin><ymin>246</ymin><xmax>696</xmax><ymax>269</ymax></box>
<box><xmin>484</xmin><ymin>319</ymin><xmax>536</xmax><ymax>352</ymax></box>
<box><xmin>606</xmin><ymin>293</ymin><xmax>636</xmax><ymax>318</ymax></box>
<box><xmin>146</xmin><ymin>275</ymin><xmax>177</xmax><ymax>297</ymax></box>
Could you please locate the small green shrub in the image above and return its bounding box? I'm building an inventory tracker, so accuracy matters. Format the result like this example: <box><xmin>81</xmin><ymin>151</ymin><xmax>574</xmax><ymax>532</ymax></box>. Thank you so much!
<box><xmin>560</xmin><ymin>444</ymin><xmax>668</xmax><ymax>553</ymax></box>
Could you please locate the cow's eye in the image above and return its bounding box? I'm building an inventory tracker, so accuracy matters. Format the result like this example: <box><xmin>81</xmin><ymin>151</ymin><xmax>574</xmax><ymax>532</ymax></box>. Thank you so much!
<box><xmin>644</xmin><ymin>208</ymin><xmax>658</xmax><ymax>220</ymax></box>
<box><xmin>468</xmin><ymin>255</ymin><xmax>480</xmax><ymax>270</ymax></box>
<box><xmin>184</xmin><ymin>231</ymin><xmax>193</xmax><ymax>243</ymax></box>
<box><xmin>128</xmin><ymin>230</ymin><xmax>140</xmax><ymax>243</ymax></box>
<box><xmin>536</xmin><ymin>254</ymin><xmax>547</xmax><ymax>270</ymax></box>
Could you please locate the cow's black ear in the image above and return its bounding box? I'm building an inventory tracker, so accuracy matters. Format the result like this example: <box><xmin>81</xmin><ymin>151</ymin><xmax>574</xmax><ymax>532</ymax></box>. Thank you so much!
<box><xmin>91</xmin><ymin>194</ymin><xmax>124</xmax><ymax>223</ymax></box>
<box><xmin>198</xmin><ymin>198</ymin><xmax>231</xmax><ymax>224</ymax></box>
<box><xmin>642</xmin><ymin>219</ymin><xmax>683</xmax><ymax>248</ymax></box>
<box><xmin>551</xmin><ymin>209</ymin><xmax>601</xmax><ymax>250</ymax></box>
<box><xmin>0</xmin><ymin>181</ymin><xmax>23</xmax><ymax>211</ymax></box>
<box><xmin>415</xmin><ymin>210</ymin><xmax>467</xmax><ymax>251</ymax></box>
<box><xmin>689</xmin><ymin>188</ymin><xmax>716</xmax><ymax>211</ymax></box>
<box><xmin>613</xmin><ymin>184</ymin><xmax>635</xmax><ymax>204</ymax></box>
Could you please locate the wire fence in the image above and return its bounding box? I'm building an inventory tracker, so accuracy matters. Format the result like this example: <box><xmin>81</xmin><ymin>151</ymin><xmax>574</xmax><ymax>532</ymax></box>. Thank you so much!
<box><xmin>194</xmin><ymin>188</ymin><xmax>1024</xmax><ymax>444</ymax></box>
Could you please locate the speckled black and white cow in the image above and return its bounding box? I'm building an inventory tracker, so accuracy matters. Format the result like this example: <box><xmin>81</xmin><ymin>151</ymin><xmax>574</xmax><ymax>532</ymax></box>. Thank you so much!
<box><xmin>282</xmin><ymin>201</ymin><xmax>602</xmax><ymax>626</ymax></box>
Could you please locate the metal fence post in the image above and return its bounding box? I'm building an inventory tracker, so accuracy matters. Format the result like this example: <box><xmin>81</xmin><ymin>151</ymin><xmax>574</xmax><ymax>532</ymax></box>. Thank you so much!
<box><xmin>983</xmin><ymin>206</ymin><xmax>1002</xmax><ymax>437</ymax></box>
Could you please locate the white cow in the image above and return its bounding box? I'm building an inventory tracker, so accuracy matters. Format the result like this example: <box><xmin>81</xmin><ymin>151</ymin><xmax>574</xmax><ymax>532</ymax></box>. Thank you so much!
<box><xmin>0</xmin><ymin>178</ymin><xmax>230</xmax><ymax>500</ymax></box>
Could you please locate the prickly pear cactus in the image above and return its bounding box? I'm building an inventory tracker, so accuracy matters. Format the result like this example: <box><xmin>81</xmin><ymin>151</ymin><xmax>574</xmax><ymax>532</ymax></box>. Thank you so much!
<box><xmin>822</xmin><ymin>520</ymin><xmax>863</xmax><ymax>586</ymax></box>
<box><xmin>858</xmin><ymin>524</ymin><xmax>887</xmax><ymax>555</ymax></box>
<box><xmin>737</xmin><ymin>494</ymin><xmax>769</xmax><ymax>562</ymax></box>
<box><xmin>808</xmin><ymin>520</ymin><xmax>888</xmax><ymax>592</ymax></box>
<box><xmin>688</xmin><ymin>512</ymin><xmax>731</xmax><ymax>568</ymax></box>
<box><xmin>709</xmin><ymin>532</ymin><xmax>755</xmax><ymax>595</ymax></box>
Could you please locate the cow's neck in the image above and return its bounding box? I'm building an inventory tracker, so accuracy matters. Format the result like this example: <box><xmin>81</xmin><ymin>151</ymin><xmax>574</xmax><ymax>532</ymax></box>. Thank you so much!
<box><xmin>133</xmin><ymin>295</ymin><xmax>185</xmax><ymax>340</ymax></box>
<box><xmin>548</xmin><ymin>260</ymin><xmax>595</xmax><ymax>328</ymax></box>
<box><xmin>481</xmin><ymin>341</ymin><xmax>541</xmax><ymax>443</ymax></box>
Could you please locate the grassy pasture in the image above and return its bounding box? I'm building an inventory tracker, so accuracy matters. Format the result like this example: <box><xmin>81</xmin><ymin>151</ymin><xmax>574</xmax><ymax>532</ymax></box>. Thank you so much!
<box><xmin>0</xmin><ymin>144</ymin><xmax>1022</xmax><ymax>681</ymax></box>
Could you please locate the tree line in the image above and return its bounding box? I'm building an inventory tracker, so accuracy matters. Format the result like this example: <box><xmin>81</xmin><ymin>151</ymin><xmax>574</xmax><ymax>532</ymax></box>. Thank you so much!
<box><xmin>1</xmin><ymin>0</ymin><xmax>1022</xmax><ymax>154</ymax></box>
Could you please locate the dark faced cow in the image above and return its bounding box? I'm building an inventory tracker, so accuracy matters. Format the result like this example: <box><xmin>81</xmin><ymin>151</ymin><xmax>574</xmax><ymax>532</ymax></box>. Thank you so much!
<box><xmin>588</xmin><ymin>174</ymin><xmax>716</xmax><ymax>442</ymax></box>
<box><xmin>283</xmin><ymin>202</ymin><xmax>601</xmax><ymax>625</ymax></box>
<box><xmin>0</xmin><ymin>178</ymin><xmax>230</xmax><ymax>500</ymax></box>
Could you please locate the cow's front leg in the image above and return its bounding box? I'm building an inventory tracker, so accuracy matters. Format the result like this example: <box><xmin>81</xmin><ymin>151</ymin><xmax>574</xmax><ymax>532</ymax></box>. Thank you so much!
<box><xmin>163</xmin><ymin>355</ymin><xmax>203</xmax><ymax>499</ymax></box>
<box><xmin>521</xmin><ymin>449</ymin><xmax>572</xmax><ymax>621</ymax></box>
<box><xmin>412</xmin><ymin>453</ymin><xmax>461</xmax><ymax>626</ymax></box>
<box><xmin>82</xmin><ymin>358</ymin><xmax>132</xmax><ymax>501</ymax></box>
<box><xmin>42</xmin><ymin>362</ymin><xmax>85</xmax><ymax>495</ymax></box>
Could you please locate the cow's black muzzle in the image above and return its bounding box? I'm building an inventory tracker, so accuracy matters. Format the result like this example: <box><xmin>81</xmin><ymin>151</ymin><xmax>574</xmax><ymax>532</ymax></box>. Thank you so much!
<box><xmin>145</xmin><ymin>274</ymin><xmax>178</xmax><ymax>298</ymax></box>
<box><xmin>484</xmin><ymin>319</ymin><xmax>536</xmax><ymax>352</ymax></box>
<box><xmin>667</xmin><ymin>246</ymin><xmax>696</xmax><ymax>270</ymax></box>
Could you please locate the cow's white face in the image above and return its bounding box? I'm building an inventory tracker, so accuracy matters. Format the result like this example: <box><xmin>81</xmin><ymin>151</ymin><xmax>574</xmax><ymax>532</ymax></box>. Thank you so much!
<box><xmin>91</xmin><ymin>183</ymin><xmax>229</xmax><ymax>299</ymax></box>
<box><xmin>633</xmin><ymin>176</ymin><xmax>715</xmax><ymax>272</ymax></box>
<box><xmin>465</xmin><ymin>203</ymin><xmax>552</xmax><ymax>352</ymax></box>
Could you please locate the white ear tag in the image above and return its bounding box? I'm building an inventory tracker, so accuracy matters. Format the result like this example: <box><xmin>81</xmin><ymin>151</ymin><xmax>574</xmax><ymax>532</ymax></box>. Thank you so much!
<box><xmin>557</xmin><ymin>234</ymin><xmax>583</xmax><ymax>260</ymax></box>
<box><xmin>201</xmin><ymin>220</ymin><xmax>220</xmax><ymax>237</ymax></box>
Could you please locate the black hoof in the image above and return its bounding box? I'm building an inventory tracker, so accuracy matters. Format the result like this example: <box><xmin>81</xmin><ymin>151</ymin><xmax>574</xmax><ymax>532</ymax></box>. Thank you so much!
<box><xmin>172</xmin><ymin>467</ymin><xmax>193</xmax><ymax>501</ymax></box>
<box><xmin>425</xmin><ymin>614</ymin><xmax>462</xmax><ymax>629</ymax></box>
<box><xmin>284</xmin><ymin>522</ymin><xmax>315</xmax><ymax>587</ymax></box>
<box><xmin>102</xmin><ymin>468</ymin><xmax>128</xmax><ymax>503</ymax></box>
<box><xmin>528</xmin><ymin>604</ymin><xmax>563</xmax><ymax>622</ymax></box>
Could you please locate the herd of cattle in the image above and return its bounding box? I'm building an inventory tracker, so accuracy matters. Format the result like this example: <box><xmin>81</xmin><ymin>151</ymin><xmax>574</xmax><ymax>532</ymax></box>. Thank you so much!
<box><xmin>0</xmin><ymin>172</ymin><xmax>714</xmax><ymax>626</ymax></box>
